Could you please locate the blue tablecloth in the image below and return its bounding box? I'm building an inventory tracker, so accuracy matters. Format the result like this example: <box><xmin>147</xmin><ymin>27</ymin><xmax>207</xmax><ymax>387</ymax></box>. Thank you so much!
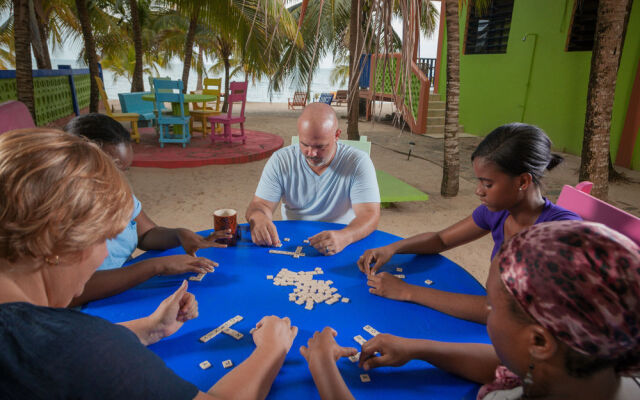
<box><xmin>83</xmin><ymin>221</ymin><xmax>490</xmax><ymax>399</ymax></box>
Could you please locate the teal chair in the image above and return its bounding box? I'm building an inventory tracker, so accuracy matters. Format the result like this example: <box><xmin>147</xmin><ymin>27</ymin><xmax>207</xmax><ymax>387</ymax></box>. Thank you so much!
<box><xmin>118</xmin><ymin>92</ymin><xmax>156</xmax><ymax>127</ymax></box>
<box><xmin>153</xmin><ymin>78</ymin><xmax>190</xmax><ymax>148</ymax></box>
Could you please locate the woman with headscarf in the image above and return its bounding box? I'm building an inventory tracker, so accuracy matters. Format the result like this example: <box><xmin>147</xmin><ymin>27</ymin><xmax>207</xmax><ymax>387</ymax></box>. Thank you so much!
<box><xmin>301</xmin><ymin>220</ymin><xmax>640</xmax><ymax>399</ymax></box>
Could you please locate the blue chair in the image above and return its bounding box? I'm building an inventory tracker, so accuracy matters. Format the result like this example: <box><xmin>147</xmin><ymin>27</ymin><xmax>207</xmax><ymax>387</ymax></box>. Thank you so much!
<box><xmin>118</xmin><ymin>92</ymin><xmax>156</xmax><ymax>128</ymax></box>
<box><xmin>153</xmin><ymin>78</ymin><xmax>190</xmax><ymax>148</ymax></box>
<box><xmin>318</xmin><ymin>93</ymin><xmax>334</xmax><ymax>105</ymax></box>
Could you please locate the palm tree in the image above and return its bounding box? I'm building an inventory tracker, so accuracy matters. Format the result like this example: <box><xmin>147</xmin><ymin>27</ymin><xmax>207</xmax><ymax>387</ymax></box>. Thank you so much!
<box><xmin>579</xmin><ymin>0</ymin><xmax>633</xmax><ymax>200</ymax></box>
<box><xmin>441</xmin><ymin>0</ymin><xmax>459</xmax><ymax>197</ymax></box>
<box><xmin>127</xmin><ymin>0</ymin><xmax>144</xmax><ymax>91</ymax></box>
<box><xmin>74</xmin><ymin>0</ymin><xmax>99</xmax><ymax>112</ymax></box>
<box><xmin>12</xmin><ymin>0</ymin><xmax>35</xmax><ymax>119</ymax></box>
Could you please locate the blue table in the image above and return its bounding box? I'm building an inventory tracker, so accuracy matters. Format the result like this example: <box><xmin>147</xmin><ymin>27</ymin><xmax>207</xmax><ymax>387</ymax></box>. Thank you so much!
<box><xmin>83</xmin><ymin>221</ymin><xmax>489</xmax><ymax>399</ymax></box>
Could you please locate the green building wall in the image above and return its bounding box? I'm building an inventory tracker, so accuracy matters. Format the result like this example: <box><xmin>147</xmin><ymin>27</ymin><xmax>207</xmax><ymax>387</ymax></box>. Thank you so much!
<box><xmin>438</xmin><ymin>0</ymin><xmax>640</xmax><ymax>171</ymax></box>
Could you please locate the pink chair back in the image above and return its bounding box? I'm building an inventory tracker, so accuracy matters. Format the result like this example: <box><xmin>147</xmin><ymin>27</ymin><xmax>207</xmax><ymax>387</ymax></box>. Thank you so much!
<box><xmin>226</xmin><ymin>81</ymin><xmax>248</xmax><ymax>119</ymax></box>
<box><xmin>557</xmin><ymin>182</ymin><xmax>640</xmax><ymax>245</ymax></box>
<box><xmin>0</xmin><ymin>101</ymin><xmax>35</xmax><ymax>134</ymax></box>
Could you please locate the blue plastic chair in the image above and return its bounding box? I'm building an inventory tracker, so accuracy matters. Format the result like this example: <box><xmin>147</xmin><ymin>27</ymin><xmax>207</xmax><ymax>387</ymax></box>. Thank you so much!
<box><xmin>318</xmin><ymin>93</ymin><xmax>334</xmax><ymax>105</ymax></box>
<box><xmin>118</xmin><ymin>92</ymin><xmax>156</xmax><ymax>127</ymax></box>
<box><xmin>153</xmin><ymin>78</ymin><xmax>190</xmax><ymax>148</ymax></box>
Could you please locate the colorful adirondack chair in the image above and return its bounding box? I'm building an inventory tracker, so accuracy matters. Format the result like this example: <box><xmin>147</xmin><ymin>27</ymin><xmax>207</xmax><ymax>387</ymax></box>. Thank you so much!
<box><xmin>557</xmin><ymin>181</ymin><xmax>640</xmax><ymax>245</ymax></box>
<box><xmin>334</xmin><ymin>90</ymin><xmax>348</xmax><ymax>106</ymax></box>
<box><xmin>118</xmin><ymin>92</ymin><xmax>156</xmax><ymax>128</ymax></box>
<box><xmin>0</xmin><ymin>100</ymin><xmax>35</xmax><ymax>134</ymax></box>
<box><xmin>208</xmin><ymin>81</ymin><xmax>248</xmax><ymax>144</ymax></box>
<box><xmin>190</xmin><ymin>78</ymin><xmax>223</xmax><ymax>137</ymax></box>
<box><xmin>318</xmin><ymin>93</ymin><xmax>334</xmax><ymax>105</ymax></box>
<box><xmin>153</xmin><ymin>78</ymin><xmax>190</xmax><ymax>148</ymax></box>
<box><xmin>288</xmin><ymin>91</ymin><xmax>307</xmax><ymax>110</ymax></box>
<box><xmin>95</xmin><ymin>76</ymin><xmax>141</xmax><ymax>143</ymax></box>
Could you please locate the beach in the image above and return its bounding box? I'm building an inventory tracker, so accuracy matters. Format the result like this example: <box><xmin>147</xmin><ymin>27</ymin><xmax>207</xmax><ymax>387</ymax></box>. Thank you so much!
<box><xmin>124</xmin><ymin>101</ymin><xmax>640</xmax><ymax>286</ymax></box>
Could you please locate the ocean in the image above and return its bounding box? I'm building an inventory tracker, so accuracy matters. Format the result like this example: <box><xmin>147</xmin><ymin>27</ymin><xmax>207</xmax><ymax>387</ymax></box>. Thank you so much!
<box><xmin>53</xmin><ymin>58</ymin><xmax>346</xmax><ymax>103</ymax></box>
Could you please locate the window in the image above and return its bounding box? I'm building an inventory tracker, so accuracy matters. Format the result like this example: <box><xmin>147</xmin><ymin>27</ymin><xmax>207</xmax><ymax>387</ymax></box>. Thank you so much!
<box><xmin>566</xmin><ymin>0</ymin><xmax>598</xmax><ymax>51</ymax></box>
<box><xmin>465</xmin><ymin>0</ymin><xmax>515</xmax><ymax>55</ymax></box>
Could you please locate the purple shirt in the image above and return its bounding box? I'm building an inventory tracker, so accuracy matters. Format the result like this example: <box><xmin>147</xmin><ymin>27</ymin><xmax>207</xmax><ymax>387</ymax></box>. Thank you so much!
<box><xmin>472</xmin><ymin>198</ymin><xmax>582</xmax><ymax>260</ymax></box>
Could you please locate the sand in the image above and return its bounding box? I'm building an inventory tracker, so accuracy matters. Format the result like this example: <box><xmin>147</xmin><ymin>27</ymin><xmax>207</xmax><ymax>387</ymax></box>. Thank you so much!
<box><xmin>126</xmin><ymin>101</ymin><xmax>640</xmax><ymax>286</ymax></box>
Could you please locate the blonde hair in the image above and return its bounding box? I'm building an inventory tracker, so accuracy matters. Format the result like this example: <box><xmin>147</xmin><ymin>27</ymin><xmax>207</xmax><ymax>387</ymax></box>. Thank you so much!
<box><xmin>0</xmin><ymin>129</ymin><xmax>133</xmax><ymax>262</ymax></box>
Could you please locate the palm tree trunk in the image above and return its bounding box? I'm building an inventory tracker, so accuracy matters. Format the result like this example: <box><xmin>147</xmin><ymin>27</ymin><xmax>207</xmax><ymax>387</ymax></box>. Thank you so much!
<box><xmin>347</xmin><ymin>0</ymin><xmax>360</xmax><ymax>140</ymax></box>
<box><xmin>181</xmin><ymin>11</ymin><xmax>198</xmax><ymax>94</ymax></box>
<box><xmin>29</xmin><ymin>0</ymin><xmax>51</xmax><ymax>69</ymax></box>
<box><xmin>13</xmin><ymin>0</ymin><xmax>35</xmax><ymax>120</ymax></box>
<box><xmin>128</xmin><ymin>0</ymin><xmax>144</xmax><ymax>92</ymax></box>
<box><xmin>75</xmin><ymin>0</ymin><xmax>100</xmax><ymax>112</ymax></box>
<box><xmin>579</xmin><ymin>0</ymin><xmax>632</xmax><ymax>200</ymax></box>
<box><xmin>440</xmin><ymin>0</ymin><xmax>459</xmax><ymax>197</ymax></box>
<box><xmin>222</xmin><ymin>55</ymin><xmax>230</xmax><ymax>112</ymax></box>
<box><xmin>196</xmin><ymin>46</ymin><xmax>204</xmax><ymax>91</ymax></box>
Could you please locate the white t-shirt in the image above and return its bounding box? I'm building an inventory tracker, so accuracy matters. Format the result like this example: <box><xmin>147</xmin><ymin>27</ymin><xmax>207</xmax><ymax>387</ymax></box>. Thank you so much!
<box><xmin>255</xmin><ymin>143</ymin><xmax>380</xmax><ymax>224</ymax></box>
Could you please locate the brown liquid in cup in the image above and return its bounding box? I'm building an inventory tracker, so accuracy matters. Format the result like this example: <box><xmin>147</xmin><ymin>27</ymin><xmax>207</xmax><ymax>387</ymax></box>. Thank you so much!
<box><xmin>213</xmin><ymin>209</ymin><xmax>237</xmax><ymax>246</ymax></box>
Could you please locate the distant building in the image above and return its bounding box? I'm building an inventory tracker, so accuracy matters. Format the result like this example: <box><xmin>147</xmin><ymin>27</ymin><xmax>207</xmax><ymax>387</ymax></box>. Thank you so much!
<box><xmin>435</xmin><ymin>0</ymin><xmax>640</xmax><ymax>171</ymax></box>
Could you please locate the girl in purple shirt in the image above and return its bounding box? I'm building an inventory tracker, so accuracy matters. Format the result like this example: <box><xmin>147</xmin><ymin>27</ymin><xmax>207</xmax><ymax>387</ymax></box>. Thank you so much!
<box><xmin>357</xmin><ymin>123</ymin><xmax>581</xmax><ymax>324</ymax></box>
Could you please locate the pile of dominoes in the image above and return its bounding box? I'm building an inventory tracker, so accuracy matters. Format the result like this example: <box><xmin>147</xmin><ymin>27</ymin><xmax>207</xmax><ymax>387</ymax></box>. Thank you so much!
<box><xmin>269</xmin><ymin>267</ymin><xmax>349</xmax><ymax>310</ymax></box>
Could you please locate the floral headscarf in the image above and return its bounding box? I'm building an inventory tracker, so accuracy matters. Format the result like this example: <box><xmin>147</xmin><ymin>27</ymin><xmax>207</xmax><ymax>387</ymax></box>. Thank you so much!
<box><xmin>498</xmin><ymin>220</ymin><xmax>640</xmax><ymax>373</ymax></box>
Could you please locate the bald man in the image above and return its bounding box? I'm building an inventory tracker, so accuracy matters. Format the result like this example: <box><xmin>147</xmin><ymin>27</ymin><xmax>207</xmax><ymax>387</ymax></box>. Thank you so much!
<box><xmin>245</xmin><ymin>103</ymin><xmax>380</xmax><ymax>255</ymax></box>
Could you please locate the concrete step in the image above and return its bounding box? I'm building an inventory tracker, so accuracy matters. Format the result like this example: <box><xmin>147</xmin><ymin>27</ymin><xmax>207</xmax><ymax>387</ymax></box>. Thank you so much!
<box><xmin>427</xmin><ymin>116</ymin><xmax>444</xmax><ymax>125</ymax></box>
<box><xmin>424</xmin><ymin>124</ymin><xmax>466</xmax><ymax>135</ymax></box>
<box><xmin>427</xmin><ymin>109</ymin><xmax>444</xmax><ymax>117</ymax></box>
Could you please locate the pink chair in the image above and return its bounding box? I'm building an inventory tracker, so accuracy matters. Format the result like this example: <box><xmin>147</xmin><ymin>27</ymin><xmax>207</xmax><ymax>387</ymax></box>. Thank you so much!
<box><xmin>0</xmin><ymin>101</ymin><xmax>36</xmax><ymax>134</ymax></box>
<box><xmin>208</xmin><ymin>81</ymin><xmax>248</xmax><ymax>144</ymax></box>
<box><xmin>557</xmin><ymin>181</ymin><xmax>640</xmax><ymax>245</ymax></box>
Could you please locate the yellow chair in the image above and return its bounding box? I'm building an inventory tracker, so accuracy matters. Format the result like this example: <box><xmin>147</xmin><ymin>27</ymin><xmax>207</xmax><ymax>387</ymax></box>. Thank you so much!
<box><xmin>94</xmin><ymin>76</ymin><xmax>141</xmax><ymax>143</ymax></box>
<box><xmin>190</xmin><ymin>78</ymin><xmax>223</xmax><ymax>137</ymax></box>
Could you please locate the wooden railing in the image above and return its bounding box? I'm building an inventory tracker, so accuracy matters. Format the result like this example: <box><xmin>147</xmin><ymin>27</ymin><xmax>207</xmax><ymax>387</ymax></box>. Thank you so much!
<box><xmin>416</xmin><ymin>58</ymin><xmax>436</xmax><ymax>87</ymax></box>
<box><xmin>360</xmin><ymin>53</ymin><xmax>430</xmax><ymax>135</ymax></box>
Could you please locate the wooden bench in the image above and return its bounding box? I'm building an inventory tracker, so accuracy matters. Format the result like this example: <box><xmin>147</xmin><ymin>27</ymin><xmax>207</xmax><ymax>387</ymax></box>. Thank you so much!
<box><xmin>288</xmin><ymin>91</ymin><xmax>307</xmax><ymax>110</ymax></box>
<box><xmin>0</xmin><ymin>100</ymin><xmax>35</xmax><ymax>134</ymax></box>
<box><xmin>118</xmin><ymin>92</ymin><xmax>157</xmax><ymax>128</ymax></box>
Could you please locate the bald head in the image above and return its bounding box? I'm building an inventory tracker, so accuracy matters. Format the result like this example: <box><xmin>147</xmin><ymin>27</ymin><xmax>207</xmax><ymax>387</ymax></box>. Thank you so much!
<box><xmin>297</xmin><ymin>103</ymin><xmax>341</xmax><ymax>169</ymax></box>
<box><xmin>297</xmin><ymin>103</ymin><xmax>338</xmax><ymax>139</ymax></box>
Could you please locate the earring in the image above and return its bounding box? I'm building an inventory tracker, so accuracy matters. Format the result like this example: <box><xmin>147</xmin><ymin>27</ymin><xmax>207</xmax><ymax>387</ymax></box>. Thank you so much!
<box><xmin>44</xmin><ymin>255</ymin><xmax>60</xmax><ymax>265</ymax></box>
<box><xmin>519</xmin><ymin>187</ymin><xmax>523</xmax><ymax>191</ymax></box>
<box><xmin>523</xmin><ymin>361</ymin><xmax>534</xmax><ymax>397</ymax></box>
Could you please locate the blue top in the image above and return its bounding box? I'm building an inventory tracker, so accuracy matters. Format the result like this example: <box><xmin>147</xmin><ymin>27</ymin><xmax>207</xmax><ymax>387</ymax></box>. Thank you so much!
<box><xmin>98</xmin><ymin>194</ymin><xmax>143</xmax><ymax>271</ymax></box>
<box><xmin>472</xmin><ymin>197</ymin><xmax>582</xmax><ymax>260</ymax></box>
<box><xmin>255</xmin><ymin>143</ymin><xmax>380</xmax><ymax>224</ymax></box>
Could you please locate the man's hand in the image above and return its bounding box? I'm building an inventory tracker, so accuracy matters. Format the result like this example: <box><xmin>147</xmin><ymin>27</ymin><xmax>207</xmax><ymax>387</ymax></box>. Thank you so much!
<box><xmin>309</xmin><ymin>230</ymin><xmax>349</xmax><ymax>256</ymax></box>
<box><xmin>300</xmin><ymin>327</ymin><xmax>358</xmax><ymax>364</ymax></box>
<box><xmin>177</xmin><ymin>228</ymin><xmax>231</xmax><ymax>256</ymax></box>
<box><xmin>357</xmin><ymin>245</ymin><xmax>395</xmax><ymax>274</ymax></box>
<box><xmin>249</xmin><ymin>213</ymin><xmax>281</xmax><ymax>247</ymax></box>
<box><xmin>359</xmin><ymin>334</ymin><xmax>413</xmax><ymax>371</ymax></box>
<box><xmin>251</xmin><ymin>316</ymin><xmax>298</xmax><ymax>354</ymax></box>
<box><xmin>367</xmin><ymin>272</ymin><xmax>412</xmax><ymax>302</ymax></box>
<box><xmin>147</xmin><ymin>280</ymin><xmax>199</xmax><ymax>343</ymax></box>
<box><xmin>157</xmin><ymin>254</ymin><xmax>217</xmax><ymax>276</ymax></box>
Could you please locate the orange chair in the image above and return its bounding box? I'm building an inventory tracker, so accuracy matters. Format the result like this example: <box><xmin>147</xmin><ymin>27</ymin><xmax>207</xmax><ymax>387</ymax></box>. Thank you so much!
<box><xmin>190</xmin><ymin>78</ymin><xmax>223</xmax><ymax>137</ymax></box>
<box><xmin>287</xmin><ymin>91</ymin><xmax>307</xmax><ymax>110</ymax></box>
<box><xmin>94</xmin><ymin>76</ymin><xmax>141</xmax><ymax>143</ymax></box>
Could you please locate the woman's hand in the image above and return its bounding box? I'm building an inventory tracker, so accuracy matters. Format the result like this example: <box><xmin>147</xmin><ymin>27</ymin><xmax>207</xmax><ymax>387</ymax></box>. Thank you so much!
<box><xmin>367</xmin><ymin>272</ymin><xmax>413</xmax><ymax>302</ymax></box>
<box><xmin>178</xmin><ymin>228</ymin><xmax>232</xmax><ymax>256</ymax></box>
<box><xmin>357</xmin><ymin>245</ymin><xmax>396</xmax><ymax>274</ymax></box>
<box><xmin>251</xmin><ymin>316</ymin><xmax>298</xmax><ymax>354</ymax></box>
<box><xmin>359</xmin><ymin>334</ymin><xmax>414</xmax><ymax>371</ymax></box>
<box><xmin>145</xmin><ymin>280</ymin><xmax>198</xmax><ymax>345</ymax></box>
<box><xmin>157</xmin><ymin>254</ymin><xmax>217</xmax><ymax>275</ymax></box>
<box><xmin>300</xmin><ymin>327</ymin><xmax>358</xmax><ymax>364</ymax></box>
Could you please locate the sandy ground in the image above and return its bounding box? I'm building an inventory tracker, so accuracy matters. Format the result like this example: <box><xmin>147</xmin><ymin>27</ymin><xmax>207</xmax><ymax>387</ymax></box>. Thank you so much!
<box><xmin>125</xmin><ymin>101</ymin><xmax>640</xmax><ymax>286</ymax></box>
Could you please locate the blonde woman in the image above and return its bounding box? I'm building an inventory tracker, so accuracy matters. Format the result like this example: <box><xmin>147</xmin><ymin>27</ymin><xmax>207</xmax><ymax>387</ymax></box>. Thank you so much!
<box><xmin>0</xmin><ymin>129</ymin><xmax>297</xmax><ymax>399</ymax></box>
